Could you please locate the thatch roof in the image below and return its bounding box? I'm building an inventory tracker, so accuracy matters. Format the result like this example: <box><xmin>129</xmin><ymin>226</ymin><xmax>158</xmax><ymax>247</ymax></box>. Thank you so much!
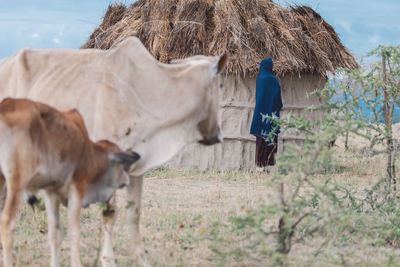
<box><xmin>82</xmin><ymin>0</ymin><xmax>359</xmax><ymax>77</ymax></box>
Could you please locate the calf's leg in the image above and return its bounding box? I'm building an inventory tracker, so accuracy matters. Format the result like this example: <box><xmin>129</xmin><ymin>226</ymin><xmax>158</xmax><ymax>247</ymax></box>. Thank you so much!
<box><xmin>68</xmin><ymin>185</ymin><xmax>83</xmax><ymax>267</ymax></box>
<box><xmin>0</xmin><ymin>173</ymin><xmax>6</xmax><ymax>250</ymax></box>
<box><xmin>1</xmin><ymin>183</ymin><xmax>22</xmax><ymax>267</ymax></box>
<box><xmin>101</xmin><ymin>194</ymin><xmax>117</xmax><ymax>267</ymax></box>
<box><xmin>44</xmin><ymin>192</ymin><xmax>63</xmax><ymax>267</ymax></box>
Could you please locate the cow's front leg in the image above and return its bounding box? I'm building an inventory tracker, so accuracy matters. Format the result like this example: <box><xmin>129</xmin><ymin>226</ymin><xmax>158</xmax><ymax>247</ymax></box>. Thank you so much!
<box><xmin>101</xmin><ymin>194</ymin><xmax>117</xmax><ymax>267</ymax></box>
<box><xmin>44</xmin><ymin>192</ymin><xmax>63</xmax><ymax>267</ymax></box>
<box><xmin>126</xmin><ymin>175</ymin><xmax>149</xmax><ymax>266</ymax></box>
<box><xmin>0</xmin><ymin>172</ymin><xmax>7</xmax><ymax>212</ymax></box>
<box><xmin>68</xmin><ymin>185</ymin><xmax>83</xmax><ymax>267</ymax></box>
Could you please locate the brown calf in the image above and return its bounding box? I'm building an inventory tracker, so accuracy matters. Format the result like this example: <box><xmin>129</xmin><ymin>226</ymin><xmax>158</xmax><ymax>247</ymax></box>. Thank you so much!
<box><xmin>0</xmin><ymin>98</ymin><xmax>140</xmax><ymax>267</ymax></box>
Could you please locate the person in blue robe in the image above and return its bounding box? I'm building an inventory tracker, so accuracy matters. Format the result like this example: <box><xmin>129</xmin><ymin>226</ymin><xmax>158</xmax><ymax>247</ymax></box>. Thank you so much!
<box><xmin>250</xmin><ymin>58</ymin><xmax>283</xmax><ymax>168</ymax></box>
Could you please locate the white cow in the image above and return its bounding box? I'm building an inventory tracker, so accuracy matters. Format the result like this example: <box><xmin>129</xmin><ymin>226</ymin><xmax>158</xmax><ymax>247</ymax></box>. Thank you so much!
<box><xmin>0</xmin><ymin>37</ymin><xmax>228</xmax><ymax>265</ymax></box>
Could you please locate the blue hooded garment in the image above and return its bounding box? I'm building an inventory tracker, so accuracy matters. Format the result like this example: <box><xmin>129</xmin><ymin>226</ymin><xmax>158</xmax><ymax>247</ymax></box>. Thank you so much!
<box><xmin>250</xmin><ymin>58</ymin><xmax>283</xmax><ymax>140</ymax></box>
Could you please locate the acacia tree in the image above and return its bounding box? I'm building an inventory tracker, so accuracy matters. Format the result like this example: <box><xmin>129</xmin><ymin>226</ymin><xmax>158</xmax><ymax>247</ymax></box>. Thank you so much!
<box><xmin>379</xmin><ymin>46</ymin><xmax>400</xmax><ymax>189</ymax></box>
<box><xmin>346</xmin><ymin>45</ymin><xmax>400</xmax><ymax>190</ymax></box>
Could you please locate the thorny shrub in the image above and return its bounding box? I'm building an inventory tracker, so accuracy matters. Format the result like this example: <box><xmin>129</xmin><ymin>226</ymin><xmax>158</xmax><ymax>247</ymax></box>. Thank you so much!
<box><xmin>209</xmin><ymin>45</ymin><xmax>400</xmax><ymax>266</ymax></box>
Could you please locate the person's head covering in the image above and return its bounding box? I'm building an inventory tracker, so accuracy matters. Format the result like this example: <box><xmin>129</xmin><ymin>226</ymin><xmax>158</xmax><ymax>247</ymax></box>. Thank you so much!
<box><xmin>250</xmin><ymin>58</ymin><xmax>283</xmax><ymax>140</ymax></box>
<box><xmin>259</xmin><ymin>58</ymin><xmax>273</xmax><ymax>73</ymax></box>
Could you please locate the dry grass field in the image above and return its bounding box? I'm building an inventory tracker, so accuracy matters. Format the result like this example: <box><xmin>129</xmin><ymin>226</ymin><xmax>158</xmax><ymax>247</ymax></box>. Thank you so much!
<box><xmin>8</xmin><ymin>128</ymin><xmax>400</xmax><ymax>266</ymax></box>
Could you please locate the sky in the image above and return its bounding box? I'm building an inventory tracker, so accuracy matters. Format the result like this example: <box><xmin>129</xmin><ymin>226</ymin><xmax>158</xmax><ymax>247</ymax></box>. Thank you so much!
<box><xmin>0</xmin><ymin>0</ymin><xmax>399</xmax><ymax>60</ymax></box>
<box><xmin>0</xmin><ymin>0</ymin><xmax>112</xmax><ymax>59</ymax></box>
<box><xmin>276</xmin><ymin>0</ymin><xmax>400</xmax><ymax>59</ymax></box>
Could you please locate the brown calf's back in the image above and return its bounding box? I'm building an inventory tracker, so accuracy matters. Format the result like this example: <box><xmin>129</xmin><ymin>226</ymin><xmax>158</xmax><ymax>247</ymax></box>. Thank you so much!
<box><xmin>0</xmin><ymin>98</ymin><xmax>139</xmax><ymax>204</ymax></box>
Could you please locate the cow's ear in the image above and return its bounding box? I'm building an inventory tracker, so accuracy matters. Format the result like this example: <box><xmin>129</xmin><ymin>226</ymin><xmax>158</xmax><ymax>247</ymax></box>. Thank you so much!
<box><xmin>211</xmin><ymin>53</ymin><xmax>229</xmax><ymax>75</ymax></box>
<box><xmin>109</xmin><ymin>151</ymin><xmax>140</xmax><ymax>171</ymax></box>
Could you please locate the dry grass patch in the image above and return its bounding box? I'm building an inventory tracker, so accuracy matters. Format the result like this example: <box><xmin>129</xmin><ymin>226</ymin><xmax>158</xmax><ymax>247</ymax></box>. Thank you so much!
<box><xmin>6</xmin><ymin>133</ymin><xmax>400</xmax><ymax>266</ymax></box>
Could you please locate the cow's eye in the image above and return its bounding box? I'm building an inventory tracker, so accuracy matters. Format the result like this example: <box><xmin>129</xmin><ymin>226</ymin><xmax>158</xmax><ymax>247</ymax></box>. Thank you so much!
<box><xmin>219</xmin><ymin>83</ymin><xmax>223</xmax><ymax>89</ymax></box>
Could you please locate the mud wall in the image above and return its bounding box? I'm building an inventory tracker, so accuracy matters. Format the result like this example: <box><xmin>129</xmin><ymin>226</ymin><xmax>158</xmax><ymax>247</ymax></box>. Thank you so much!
<box><xmin>168</xmin><ymin>74</ymin><xmax>327</xmax><ymax>170</ymax></box>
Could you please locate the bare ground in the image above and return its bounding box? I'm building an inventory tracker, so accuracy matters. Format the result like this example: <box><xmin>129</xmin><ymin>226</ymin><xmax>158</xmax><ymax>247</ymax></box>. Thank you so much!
<box><xmin>8</xmin><ymin>131</ymin><xmax>400</xmax><ymax>266</ymax></box>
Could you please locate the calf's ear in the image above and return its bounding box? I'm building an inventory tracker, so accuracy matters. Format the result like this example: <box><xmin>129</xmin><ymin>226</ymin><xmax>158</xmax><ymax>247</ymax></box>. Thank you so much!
<box><xmin>211</xmin><ymin>53</ymin><xmax>229</xmax><ymax>75</ymax></box>
<box><xmin>109</xmin><ymin>151</ymin><xmax>141</xmax><ymax>171</ymax></box>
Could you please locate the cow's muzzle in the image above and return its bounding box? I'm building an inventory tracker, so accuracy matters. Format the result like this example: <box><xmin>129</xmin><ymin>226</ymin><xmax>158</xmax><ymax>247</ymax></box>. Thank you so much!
<box><xmin>119</xmin><ymin>183</ymin><xmax>128</xmax><ymax>189</ymax></box>
<box><xmin>198</xmin><ymin>130</ymin><xmax>223</xmax><ymax>146</ymax></box>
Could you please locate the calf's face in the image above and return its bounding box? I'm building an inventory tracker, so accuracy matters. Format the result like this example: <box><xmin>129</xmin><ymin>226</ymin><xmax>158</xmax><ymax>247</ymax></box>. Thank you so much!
<box><xmin>82</xmin><ymin>140</ymin><xmax>140</xmax><ymax>207</ymax></box>
<box><xmin>107</xmin><ymin>150</ymin><xmax>141</xmax><ymax>188</ymax></box>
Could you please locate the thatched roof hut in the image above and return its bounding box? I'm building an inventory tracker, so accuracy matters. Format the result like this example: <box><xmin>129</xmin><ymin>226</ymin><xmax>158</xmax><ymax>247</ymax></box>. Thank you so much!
<box><xmin>82</xmin><ymin>0</ymin><xmax>358</xmax><ymax>170</ymax></box>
